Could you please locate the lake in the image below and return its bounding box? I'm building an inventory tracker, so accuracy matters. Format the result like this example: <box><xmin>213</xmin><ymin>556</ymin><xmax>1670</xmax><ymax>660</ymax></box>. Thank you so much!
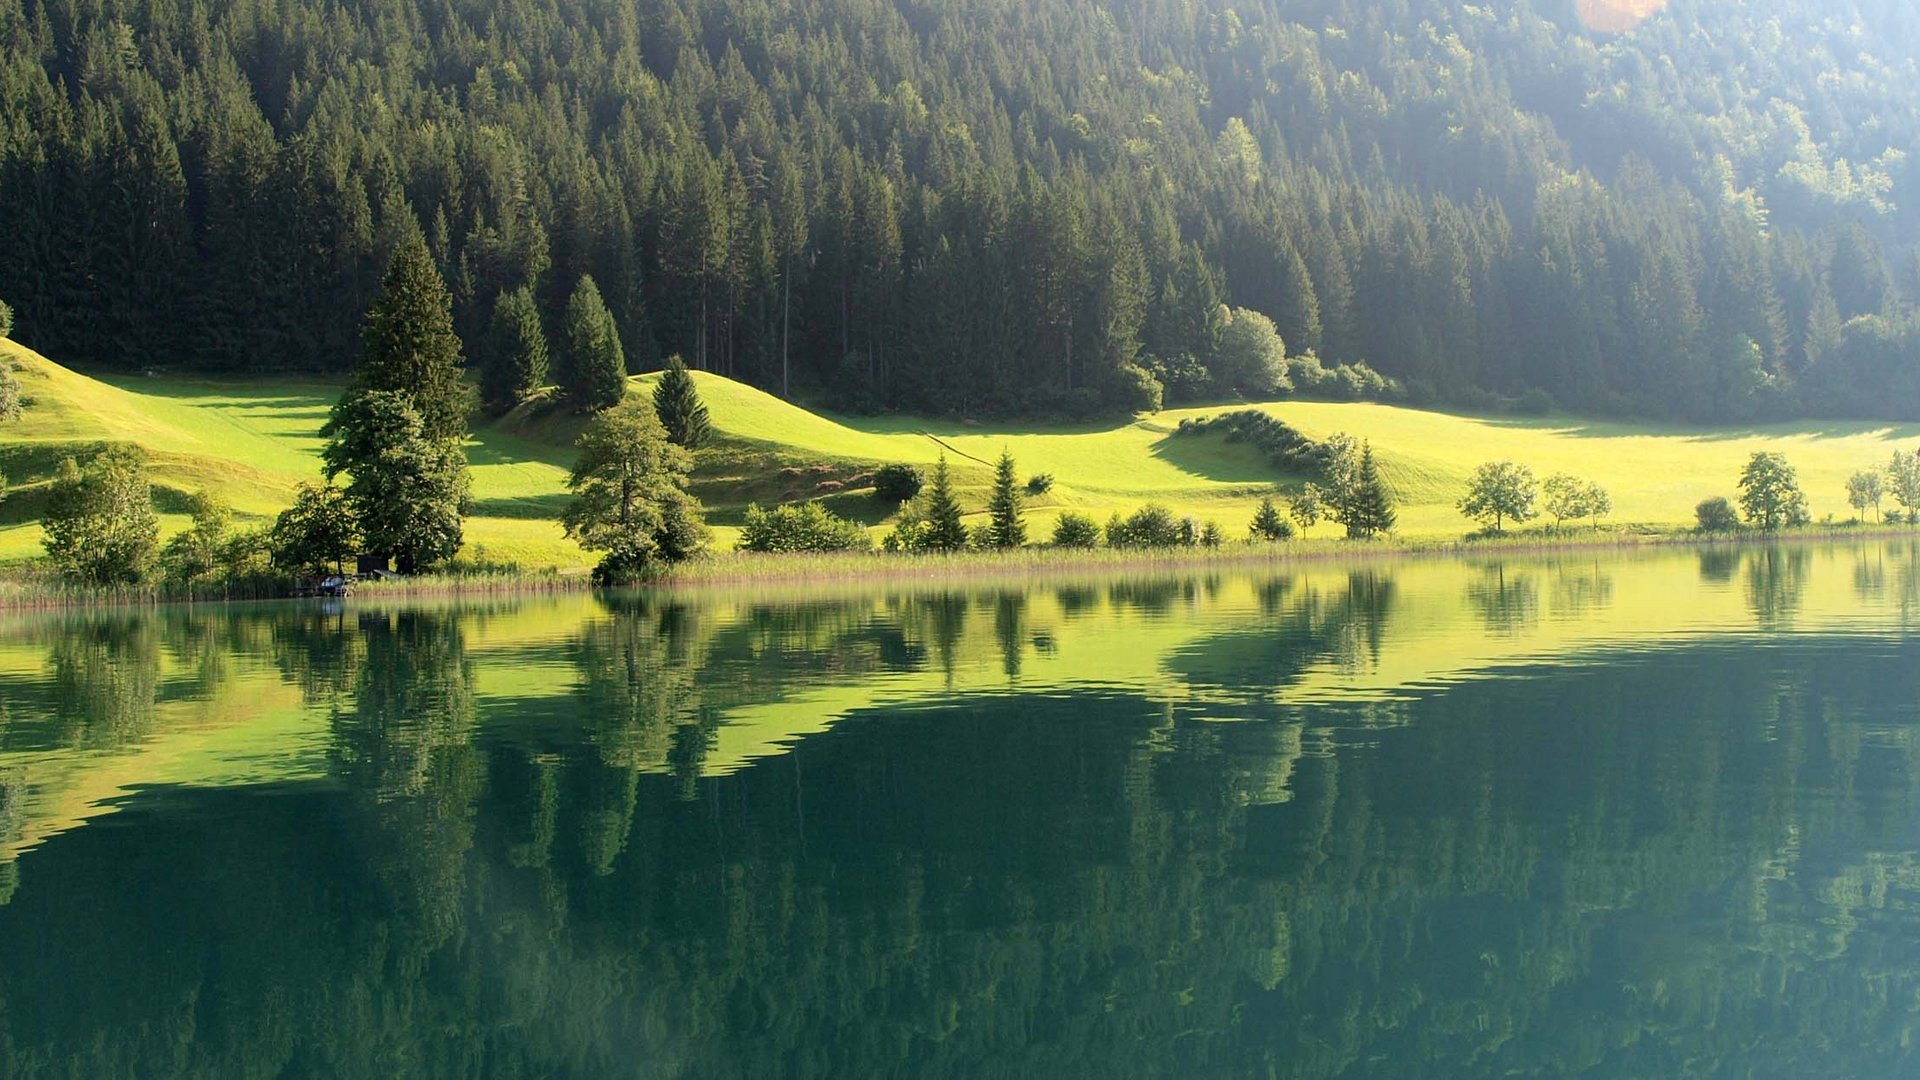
<box><xmin>1</xmin><ymin>540</ymin><xmax>1918</xmax><ymax>1077</ymax></box>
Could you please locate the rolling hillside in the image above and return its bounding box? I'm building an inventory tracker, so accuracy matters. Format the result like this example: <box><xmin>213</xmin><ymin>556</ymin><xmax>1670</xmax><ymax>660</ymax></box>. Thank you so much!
<box><xmin>2</xmin><ymin>338</ymin><xmax>1917</xmax><ymax>569</ymax></box>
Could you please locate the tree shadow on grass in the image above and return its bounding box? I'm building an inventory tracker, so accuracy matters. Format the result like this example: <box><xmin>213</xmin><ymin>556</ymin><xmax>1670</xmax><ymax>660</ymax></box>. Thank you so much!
<box><xmin>1146</xmin><ymin>430</ymin><xmax>1299</xmax><ymax>486</ymax></box>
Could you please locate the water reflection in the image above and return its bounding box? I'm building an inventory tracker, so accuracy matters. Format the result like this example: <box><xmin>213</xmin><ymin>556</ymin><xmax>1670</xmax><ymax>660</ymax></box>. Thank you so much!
<box><xmin>0</xmin><ymin>541</ymin><xmax>1915</xmax><ymax>1076</ymax></box>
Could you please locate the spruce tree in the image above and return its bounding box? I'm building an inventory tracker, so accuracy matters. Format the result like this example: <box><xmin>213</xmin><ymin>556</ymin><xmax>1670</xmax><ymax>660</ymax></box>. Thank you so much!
<box><xmin>356</xmin><ymin>235</ymin><xmax>470</xmax><ymax>441</ymax></box>
<box><xmin>652</xmin><ymin>356</ymin><xmax>712</xmax><ymax>448</ymax></box>
<box><xmin>984</xmin><ymin>449</ymin><xmax>1025</xmax><ymax>549</ymax></box>
<box><xmin>919</xmin><ymin>456</ymin><xmax>969</xmax><ymax>552</ymax></box>
<box><xmin>482</xmin><ymin>287</ymin><xmax>548</xmax><ymax>415</ymax></box>
<box><xmin>1250</xmin><ymin>496</ymin><xmax>1292</xmax><ymax>541</ymax></box>
<box><xmin>560</xmin><ymin>275</ymin><xmax>628</xmax><ymax>411</ymax></box>
<box><xmin>1348</xmin><ymin>442</ymin><xmax>1397</xmax><ymax>538</ymax></box>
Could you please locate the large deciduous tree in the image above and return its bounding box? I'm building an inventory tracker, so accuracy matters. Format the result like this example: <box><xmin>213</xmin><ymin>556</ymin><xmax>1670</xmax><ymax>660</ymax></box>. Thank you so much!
<box><xmin>323</xmin><ymin>390</ymin><xmax>470</xmax><ymax>573</ymax></box>
<box><xmin>1737</xmin><ymin>451</ymin><xmax>1810</xmax><ymax>531</ymax></box>
<box><xmin>1460</xmin><ymin>461</ymin><xmax>1539</xmax><ymax>533</ymax></box>
<box><xmin>562</xmin><ymin>398</ymin><xmax>707</xmax><ymax>582</ymax></box>
<box><xmin>42</xmin><ymin>447</ymin><xmax>159</xmax><ymax>583</ymax></box>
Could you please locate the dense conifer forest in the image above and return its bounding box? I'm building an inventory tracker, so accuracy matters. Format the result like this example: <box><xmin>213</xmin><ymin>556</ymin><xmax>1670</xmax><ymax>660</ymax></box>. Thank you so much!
<box><xmin>2</xmin><ymin>0</ymin><xmax>1917</xmax><ymax>420</ymax></box>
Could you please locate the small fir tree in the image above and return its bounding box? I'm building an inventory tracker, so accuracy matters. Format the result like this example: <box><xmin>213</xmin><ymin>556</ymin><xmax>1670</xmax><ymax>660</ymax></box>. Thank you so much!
<box><xmin>1250</xmin><ymin>497</ymin><xmax>1293</xmax><ymax>541</ymax></box>
<box><xmin>482</xmin><ymin>287</ymin><xmax>549</xmax><ymax>415</ymax></box>
<box><xmin>560</xmin><ymin>275</ymin><xmax>628</xmax><ymax>411</ymax></box>
<box><xmin>652</xmin><ymin>356</ymin><xmax>712</xmax><ymax>448</ymax></box>
<box><xmin>984</xmin><ymin>449</ymin><xmax>1026</xmax><ymax>549</ymax></box>
<box><xmin>1346</xmin><ymin>443</ymin><xmax>1396</xmax><ymax>538</ymax></box>
<box><xmin>917</xmin><ymin>456</ymin><xmax>970</xmax><ymax>552</ymax></box>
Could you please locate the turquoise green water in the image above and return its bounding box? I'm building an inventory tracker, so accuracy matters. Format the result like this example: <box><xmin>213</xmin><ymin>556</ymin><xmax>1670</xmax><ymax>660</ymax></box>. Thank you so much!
<box><xmin>1</xmin><ymin>541</ymin><xmax>1919</xmax><ymax>1077</ymax></box>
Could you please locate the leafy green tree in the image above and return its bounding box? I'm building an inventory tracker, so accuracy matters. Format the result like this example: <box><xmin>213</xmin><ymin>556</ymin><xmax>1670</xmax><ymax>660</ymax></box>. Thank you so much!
<box><xmin>323</xmin><ymin>390</ymin><xmax>470</xmax><ymax>573</ymax></box>
<box><xmin>1250</xmin><ymin>497</ymin><xmax>1293</xmax><ymax>541</ymax></box>
<box><xmin>159</xmin><ymin>491</ymin><xmax>235</xmax><ymax>579</ymax></box>
<box><xmin>1289</xmin><ymin>483</ymin><xmax>1323</xmax><ymax>533</ymax></box>
<box><xmin>482</xmin><ymin>287</ymin><xmax>548</xmax><ymax>415</ymax></box>
<box><xmin>1696</xmin><ymin>496</ymin><xmax>1741</xmax><ymax>532</ymax></box>
<box><xmin>0</xmin><ymin>359</ymin><xmax>19</xmax><ymax>420</ymax></box>
<box><xmin>0</xmin><ymin>299</ymin><xmax>12</xmax><ymax>339</ymax></box>
<box><xmin>1460</xmin><ymin>461</ymin><xmax>1539</xmax><ymax>533</ymax></box>
<box><xmin>42</xmin><ymin>447</ymin><xmax>159</xmax><ymax>583</ymax></box>
<box><xmin>1888</xmin><ymin>450</ymin><xmax>1920</xmax><ymax>523</ymax></box>
<box><xmin>1211</xmin><ymin>307</ymin><xmax>1291</xmax><ymax>398</ymax></box>
<box><xmin>356</xmin><ymin>235</ymin><xmax>470</xmax><ymax>441</ymax></box>
<box><xmin>560</xmin><ymin>275</ymin><xmax>628</xmax><ymax>411</ymax></box>
<box><xmin>984</xmin><ymin>450</ymin><xmax>1026</xmax><ymax>549</ymax></box>
<box><xmin>652</xmin><ymin>356</ymin><xmax>712</xmax><ymax>449</ymax></box>
<box><xmin>1737</xmin><ymin>451</ymin><xmax>1810</xmax><ymax>531</ymax></box>
<box><xmin>1051</xmin><ymin>512</ymin><xmax>1100</xmax><ymax>548</ymax></box>
<box><xmin>1542</xmin><ymin>474</ymin><xmax>1593</xmax><ymax>527</ymax></box>
<box><xmin>739</xmin><ymin>502</ymin><xmax>869</xmax><ymax>553</ymax></box>
<box><xmin>913</xmin><ymin>456</ymin><xmax>969</xmax><ymax>552</ymax></box>
<box><xmin>562</xmin><ymin>399</ymin><xmax>707</xmax><ymax>581</ymax></box>
<box><xmin>270</xmin><ymin>484</ymin><xmax>361</xmax><ymax>576</ymax></box>
<box><xmin>1847</xmin><ymin>470</ymin><xmax>1885</xmax><ymax>522</ymax></box>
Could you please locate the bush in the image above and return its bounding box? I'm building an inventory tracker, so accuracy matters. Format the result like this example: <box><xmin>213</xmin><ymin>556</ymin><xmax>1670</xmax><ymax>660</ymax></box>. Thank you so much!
<box><xmin>1110</xmin><ymin>361</ymin><xmax>1164</xmax><ymax>413</ymax></box>
<box><xmin>1106</xmin><ymin>504</ymin><xmax>1186</xmax><ymax>548</ymax></box>
<box><xmin>1051</xmin><ymin>512</ymin><xmax>1101</xmax><ymax>548</ymax></box>
<box><xmin>1177</xmin><ymin>411</ymin><xmax>1331</xmax><ymax>473</ymax></box>
<box><xmin>739</xmin><ymin>502</ymin><xmax>871</xmax><ymax>553</ymax></box>
<box><xmin>1026</xmin><ymin>473</ymin><xmax>1054</xmax><ymax>496</ymax></box>
<box><xmin>0</xmin><ymin>298</ymin><xmax>12</xmax><ymax>339</ymax></box>
<box><xmin>1695</xmin><ymin>496</ymin><xmax>1740</xmax><ymax>533</ymax></box>
<box><xmin>873</xmin><ymin>463</ymin><xmax>924</xmax><ymax>503</ymax></box>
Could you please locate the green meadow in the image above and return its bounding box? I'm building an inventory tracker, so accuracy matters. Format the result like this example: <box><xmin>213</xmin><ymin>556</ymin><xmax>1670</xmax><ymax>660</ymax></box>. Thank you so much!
<box><xmin>2</xmin><ymin>338</ymin><xmax>1916</xmax><ymax>570</ymax></box>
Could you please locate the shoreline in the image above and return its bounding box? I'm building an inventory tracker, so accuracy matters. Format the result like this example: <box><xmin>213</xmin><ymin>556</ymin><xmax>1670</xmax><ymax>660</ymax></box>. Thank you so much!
<box><xmin>1</xmin><ymin>523</ymin><xmax>1915</xmax><ymax>611</ymax></box>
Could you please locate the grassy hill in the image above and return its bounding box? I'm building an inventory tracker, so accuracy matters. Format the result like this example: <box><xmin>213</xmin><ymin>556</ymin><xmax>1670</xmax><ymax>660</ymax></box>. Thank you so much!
<box><xmin>2</xmin><ymin>338</ymin><xmax>1917</xmax><ymax>570</ymax></box>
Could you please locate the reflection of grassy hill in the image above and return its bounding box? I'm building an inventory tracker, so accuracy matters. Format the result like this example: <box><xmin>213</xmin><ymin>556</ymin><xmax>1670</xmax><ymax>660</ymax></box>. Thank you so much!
<box><xmin>4</xmin><ymin>338</ymin><xmax>1919</xmax><ymax>569</ymax></box>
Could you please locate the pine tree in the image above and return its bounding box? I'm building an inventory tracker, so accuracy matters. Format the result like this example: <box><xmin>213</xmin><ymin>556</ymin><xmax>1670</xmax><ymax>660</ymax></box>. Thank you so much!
<box><xmin>652</xmin><ymin>356</ymin><xmax>712</xmax><ymax>449</ymax></box>
<box><xmin>919</xmin><ymin>456</ymin><xmax>969</xmax><ymax>552</ymax></box>
<box><xmin>560</xmin><ymin>275</ymin><xmax>627</xmax><ymax>411</ymax></box>
<box><xmin>482</xmin><ymin>287</ymin><xmax>548</xmax><ymax>415</ymax></box>
<box><xmin>356</xmin><ymin>234</ymin><xmax>470</xmax><ymax>440</ymax></box>
<box><xmin>1250</xmin><ymin>496</ymin><xmax>1292</xmax><ymax>541</ymax></box>
<box><xmin>984</xmin><ymin>449</ymin><xmax>1026</xmax><ymax>549</ymax></box>
<box><xmin>1348</xmin><ymin>443</ymin><xmax>1397</xmax><ymax>538</ymax></box>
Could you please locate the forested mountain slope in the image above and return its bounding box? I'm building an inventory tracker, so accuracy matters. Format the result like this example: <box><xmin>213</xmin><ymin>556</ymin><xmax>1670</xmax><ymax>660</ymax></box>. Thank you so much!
<box><xmin>2</xmin><ymin>0</ymin><xmax>1917</xmax><ymax>420</ymax></box>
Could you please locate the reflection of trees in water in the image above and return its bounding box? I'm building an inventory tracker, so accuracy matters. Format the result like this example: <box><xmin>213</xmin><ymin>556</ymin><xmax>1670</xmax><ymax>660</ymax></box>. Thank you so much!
<box><xmin>1698</xmin><ymin>548</ymin><xmax>1740</xmax><ymax>583</ymax></box>
<box><xmin>1466</xmin><ymin>564</ymin><xmax>1539</xmax><ymax>635</ymax></box>
<box><xmin>8</xmin><ymin>640</ymin><xmax>1920</xmax><ymax>1076</ymax></box>
<box><xmin>10</xmin><ymin>553</ymin><xmax>1920</xmax><ymax>1074</ymax></box>
<box><xmin>48</xmin><ymin>617</ymin><xmax>159</xmax><ymax>749</ymax></box>
<box><xmin>1548</xmin><ymin>560</ymin><xmax>1614</xmax><ymax>618</ymax></box>
<box><xmin>1745</xmin><ymin>546</ymin><xmax>1811</xmax><ymax>630</ymax></box>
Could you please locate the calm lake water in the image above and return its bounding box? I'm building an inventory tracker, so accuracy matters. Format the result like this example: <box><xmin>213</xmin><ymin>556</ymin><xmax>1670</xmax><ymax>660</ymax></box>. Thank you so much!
<box><xmin>2</xmin><ymin>541</ymin><xmax>1919</xmax><ymax>1077</ymax></box>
